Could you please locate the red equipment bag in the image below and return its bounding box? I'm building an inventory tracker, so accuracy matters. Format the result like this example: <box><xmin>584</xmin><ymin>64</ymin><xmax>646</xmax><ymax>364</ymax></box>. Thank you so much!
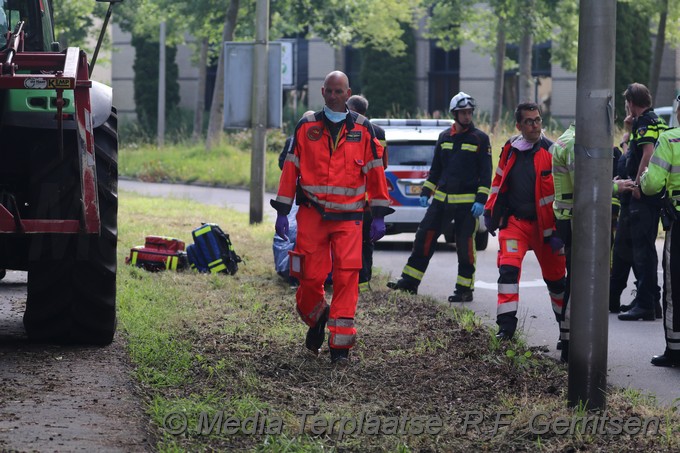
<box><xmin>144</xmin><ymin>236</ymin><xmax>185</xmax><ymax>252</ymax></box>
<box><xmin>125</xmin><ymin>236</ymin><xmax>188</xmax><ymax>272</ymax></box>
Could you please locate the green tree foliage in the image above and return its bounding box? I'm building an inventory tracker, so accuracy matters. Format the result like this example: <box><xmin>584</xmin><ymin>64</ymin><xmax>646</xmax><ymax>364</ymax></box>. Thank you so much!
<box><xmin>615</xmin><ymin>1</ymin><xmax>651</xmax><ymax>122</ymax></box>
<box><xmin>283</xmin><ymin>0</ymin><xmax>421</xmax><ymax>56</ymax></box>
<box><xmin>359</xmin><ymin>27</ymin><xmax>416</xmax><ymax>117</ymax></box>
<box><xmin>131</xmin><ymin>35</ymin><xmax>180</xmax><ymax>135</ymax></box>
<box><xmin>52</xmin><ymin>0</ymin><xmax>107</xmax><ymax>51</ymax></box>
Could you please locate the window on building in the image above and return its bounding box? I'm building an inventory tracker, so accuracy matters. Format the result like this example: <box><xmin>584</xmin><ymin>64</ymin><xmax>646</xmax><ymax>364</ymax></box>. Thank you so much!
<box><xmin>505</xmin><ymin>41</ymin><xmax>552</xmax><ymax>77</ymax></box>
<box><xmin>428</xmin><ymin>43</ymin><xmax>460</xmax><ymax>114</ymax></box>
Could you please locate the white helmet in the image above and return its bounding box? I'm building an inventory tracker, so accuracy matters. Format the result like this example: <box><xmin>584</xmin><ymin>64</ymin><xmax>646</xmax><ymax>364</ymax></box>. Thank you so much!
<box><xmin>449</xmin><ymin>92</ymin><xmax>475</xmax><ymax>112</ymax></box>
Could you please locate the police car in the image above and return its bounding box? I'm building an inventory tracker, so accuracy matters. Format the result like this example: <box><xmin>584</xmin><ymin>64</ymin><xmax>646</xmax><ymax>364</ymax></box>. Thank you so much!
<box><xmin>373</xmin><ymin>118</ymin><xmax>489</xmax><ymax>250</ymax></box>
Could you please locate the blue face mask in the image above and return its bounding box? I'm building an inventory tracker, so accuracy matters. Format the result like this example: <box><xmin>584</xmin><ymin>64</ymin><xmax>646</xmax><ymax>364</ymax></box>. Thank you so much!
<box><xmin>323</xmin><ymin>105</ymin><xmax>347</xmax><ymax>124</ymax></box>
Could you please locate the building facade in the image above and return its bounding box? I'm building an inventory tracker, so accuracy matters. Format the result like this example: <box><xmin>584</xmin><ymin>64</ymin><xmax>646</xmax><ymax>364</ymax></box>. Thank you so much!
<box><xmin>111</xmin><ymin>25</ymin><xmax>680</xmax><ymax>128</ymax></box>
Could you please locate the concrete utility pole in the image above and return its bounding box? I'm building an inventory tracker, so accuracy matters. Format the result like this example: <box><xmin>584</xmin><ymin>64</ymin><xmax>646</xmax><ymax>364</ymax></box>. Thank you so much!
<box><xmin>249</xmin><ymin>0</ymin><xmax>269</xmax><ymax>224</ymax></box>
<box><xmin>157</xmin><ymin>22</ymin><xmax>166</xmax><ymax>148</ymax></box>
<box><xmin>569</xmin><ymin>0</ymin><xmax>616</xmax><ymax>411</ymax></box>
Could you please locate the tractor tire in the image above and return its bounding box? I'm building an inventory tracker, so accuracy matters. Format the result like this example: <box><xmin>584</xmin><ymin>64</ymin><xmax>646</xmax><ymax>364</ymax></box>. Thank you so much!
<box><xmin>24</xmin><ymin>108</ymin><xmax>118</xmax><ymax>345</ymax></box>
<box><xmin>475</xmin><ymin>231</ymin><xmax>489</xmax><ymax>251</ymax></box>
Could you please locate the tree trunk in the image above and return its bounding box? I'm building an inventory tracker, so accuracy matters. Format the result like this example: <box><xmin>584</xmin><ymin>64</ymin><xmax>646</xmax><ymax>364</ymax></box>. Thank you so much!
<box><xmin>648</xmin><ymin>0</ymin><xmax>668</xmax><ymax>104</ymax></box>
<box><xmin>491</xmin><ymin>17</ymin><xmax>506</xmax><ymax>133</ymax></box>
<box><xmin>206</xmin><ymin>0</ymin><xmax>240</xmax><ymax>150</ymax></box>
<box><xmin>518</xmin><ymin>29</ymin><xmax>533</xmax><ymax>103</ymax></box>
<box><xmin>518</xmin><ymin>0</ymin><xmax>534</xmax><ymax>104</ymax></box>
<box><xmin>192</xmin><ymin>38</ymin><xmax>208</xmax><ymax>141</ymax></box>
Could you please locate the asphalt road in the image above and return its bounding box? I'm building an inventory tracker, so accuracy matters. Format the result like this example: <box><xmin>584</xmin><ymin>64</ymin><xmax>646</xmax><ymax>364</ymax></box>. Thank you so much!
<box><xmin>120</xmin><ymin>180</ymin><xmax>680</xmax><ymax>407</ymax></box>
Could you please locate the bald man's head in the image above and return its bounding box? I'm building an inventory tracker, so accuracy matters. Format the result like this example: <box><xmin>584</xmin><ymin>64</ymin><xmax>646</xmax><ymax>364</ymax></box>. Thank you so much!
<box><xmin>322</xmin><ymin>71</ymin><xmax>351</xmax><ymax>112</ymax></box>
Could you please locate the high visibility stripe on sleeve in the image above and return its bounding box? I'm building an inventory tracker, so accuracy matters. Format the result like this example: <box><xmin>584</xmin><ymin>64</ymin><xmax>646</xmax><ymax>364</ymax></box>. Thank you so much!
<box><xmin>275</xmin><ymin>195</ymin><xmax>294</xmax><ymax>205</ymax></box>
<box><xmin>649</xmin><ymin>154</ymin><xmax>672</xmax><ymax>171</ymax></box>
<box><xmin>539</xmin><ymin>195</ymin><xmax>554</xmax><ymax>207</ymax></box>
<box><xmin>363</xmin><ymin>158</ymin><xmax>384</xmax><ymax>173</ymax></box>
<box><xmin>285</xmin><ymin>153</ymin><xmax>300</xmax><ymax>168</ymax></box>
<box><xmin>423</xmin><ymin>181</ymin><xmax>436</xmax><ymax>191</ymax></box>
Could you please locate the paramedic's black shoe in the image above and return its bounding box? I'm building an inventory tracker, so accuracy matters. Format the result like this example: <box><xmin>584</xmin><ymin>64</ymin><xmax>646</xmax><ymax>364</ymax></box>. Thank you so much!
<box><xmin>305</xmin><ymin>306</ymin><xmax>329</xmax><ymax>355</ymax></box>
<box><xmin>448</xmin><ymin>290</ymin><xmax>473</xmax><ymax>303</ymax></box>
<box><xmin>330</xmin><ymin>347</ymin><xmax>349</xmax><ymax>366</ymax></box>
<box><xmin>556</xmin><ymin>338</ymin><xmax>562</xmax><ymax>350</ymax></box>
<box><xmin>651</xmin><ymin>353</ymin><xmax>680</xmax><ymax>367</ymax></box>
<box><xmin>386</xmin><ymin>279</ymin><xmax>418</xmax><ymax>295</ymax></box>
<box><xmin>617</xmin><ymin>305</ymin><xmax>655</xmax><ymax>321</ymax></box>
<box><xmin>495</xmin><ymin>329</ymin><xmax>514</xmax><ymax>341</ymax></box>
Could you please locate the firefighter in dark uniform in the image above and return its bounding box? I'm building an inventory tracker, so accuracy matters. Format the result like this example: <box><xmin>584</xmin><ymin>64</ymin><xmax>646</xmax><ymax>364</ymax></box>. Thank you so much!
<box><xmin>346</xmin><ymin>95</ymin><xmax>387</xmax><ymax>293</ymax></box>
<box><xmin>387</xmin><ymin>92</ymin><xmax>492</xmax><ymax>301</ymax></box>
<box><xmin>617</xmin><ymin>83</ymin><xmax>667</xmax><ymax>321</ymax></box>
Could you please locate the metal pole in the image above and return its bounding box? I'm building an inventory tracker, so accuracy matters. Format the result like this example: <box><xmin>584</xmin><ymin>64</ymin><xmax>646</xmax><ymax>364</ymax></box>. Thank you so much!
<box><xmin>157</xmin><ymin>22</ymin><xmax>166</xmax><ymax>148</ymax></box>
<box><xmin>568</xmin><ymin>0</ymin><xmax>616</xmax><ymax>410</ymax></box>
<box><xmin>250</xmin><ymin>0</ymin><xmax>269</xmax><ymax>224</ymax></box>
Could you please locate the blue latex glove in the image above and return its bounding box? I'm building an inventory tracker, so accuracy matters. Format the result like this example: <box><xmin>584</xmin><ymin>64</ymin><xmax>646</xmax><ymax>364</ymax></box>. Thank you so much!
<box><xmin>419</xmin><ymin>195</ymin><xmax>429</xmax><ymax>208</ymax></box>
<box><xmin>549</xmin><ymin>235</ymin><xmax>564</xmax><ymax>253</ymax></box>
<box><xmin>370</xmin><ymin>216</ymin><xmax>386</xmax><ymax>242</ymax></box>
<box><xmin>471</xmin><ymin>202</ymin><xmax>484</xmax><ymax>217</ymax></box>
<box><xmin>484</xmin><ymin>213</ymin><xmax>496</xmax><ymax>237</ymax></box>
<box><xmin>275</xmin><ymin>214</ymin><xmax>289</xmax><ymax>241</ymax></box>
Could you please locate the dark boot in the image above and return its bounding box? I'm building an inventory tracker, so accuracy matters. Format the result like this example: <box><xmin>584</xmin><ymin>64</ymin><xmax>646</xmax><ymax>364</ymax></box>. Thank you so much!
<box><xmin>618</xmin><ymin>305</ymin><xmax>655</xmax><ymax>321</ymax></box>
<box><xmin>496</xmin><ymin>313</ymin><xmax>518</xmax><ymax>341</ymax></box>
<box><xmin>560</xmin><ymin>340</ymin><xmax>569</xmax><ymax>363</ymax></box>
<box><xmin>651</xmin><ymin>351</ymin><xmax>680</xmax><ymax>367</ymax></box>
<box><xmin>386</xmin><ymin>279</ymin><xmax>418</xmax><ymax>295</ymax></box>
<box><xmin>330</xmin><ymin>347</ymin><xmax>349</xmax><ymax>365</ymax></box>
<box><xmin>495</xmin><ymin>328</ymin><xmax>514</xmax><ymax>341</ymax></box>
<box><xmin>619</xmin><ymin>300</ymin><xmax>638</xmax><ymax>313</ymax></box>
<box><xmin>305</xmin><ymin>306</ymin><xmax>329</xmax><ymax>355</ymax></box>
<box><xmin>448</xmin><ymin>289</ymin><xmax>473</xmax><ymax>303</ymax></box>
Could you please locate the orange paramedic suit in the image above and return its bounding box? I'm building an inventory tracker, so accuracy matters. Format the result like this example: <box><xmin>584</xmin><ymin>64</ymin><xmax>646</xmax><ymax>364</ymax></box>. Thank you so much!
<box><xmin>271</xmin><ymin>110</ymin><xmax>393</xmax><ymax>350</ymax></box>
<box><xmin>484</xmin><ymin>136</ymin><xmax>567</xmax><ymax>338</ymax></box>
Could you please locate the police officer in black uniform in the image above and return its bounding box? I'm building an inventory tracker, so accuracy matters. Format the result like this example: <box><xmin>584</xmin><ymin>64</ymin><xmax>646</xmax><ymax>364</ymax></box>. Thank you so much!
<box><xmin>387</xmin><ymin>92</ymin><xmax>492</xmax><ymax>301</ymax></box>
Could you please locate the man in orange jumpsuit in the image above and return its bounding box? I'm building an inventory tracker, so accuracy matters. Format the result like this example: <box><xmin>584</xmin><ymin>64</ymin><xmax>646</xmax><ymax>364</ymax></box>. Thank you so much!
<box><xmin>484</xmin><ymin>102</ymin><xmax>568</xmax><ymax>360</ymax></box>
<box><xmin>271</xmin><ymin>71</ymin><xmax>393</xmax><ymax>365</ymax></box>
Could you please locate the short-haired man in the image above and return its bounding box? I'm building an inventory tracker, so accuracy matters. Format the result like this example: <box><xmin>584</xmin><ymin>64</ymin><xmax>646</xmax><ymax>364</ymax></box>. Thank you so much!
<box><xmin>387</xmin><ymin>92</ymin><xmax>492</xmax><ymax>302</ymax></box>
<box><xmin>484</xmin><ymin>103</ymin><xmax>567</xmax><ymax>352</ymax></box>
<box><xmin>272</xmin><ymin>71</ymin><xmax>393</xmax><ymax>365</ymax></box>
<box><xmin>617</xmin><ymin>83</ymin><xmax>667</xmax><ymax>321</ymax></box>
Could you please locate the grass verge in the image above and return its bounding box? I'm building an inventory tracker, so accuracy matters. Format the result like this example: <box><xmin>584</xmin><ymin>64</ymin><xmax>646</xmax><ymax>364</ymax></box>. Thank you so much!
<box><xmin>117</xmin><ymin>191</ymin><xmax>680</xmax><ymax>452</ymax></box>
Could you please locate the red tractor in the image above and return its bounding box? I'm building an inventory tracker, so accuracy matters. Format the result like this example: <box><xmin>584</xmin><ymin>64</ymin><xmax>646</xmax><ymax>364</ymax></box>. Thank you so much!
<box><xmin>0</xmin><ymin>0</ymin><xmax>121</xmax><ymax>344</ymax></box>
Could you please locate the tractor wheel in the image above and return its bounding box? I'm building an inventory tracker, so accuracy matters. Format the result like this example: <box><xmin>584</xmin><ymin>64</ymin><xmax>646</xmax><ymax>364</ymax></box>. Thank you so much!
<box><xmin>24</xmin><ymin>109</ymin><xmax>118</xmax><ymax>345</ymax></box>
